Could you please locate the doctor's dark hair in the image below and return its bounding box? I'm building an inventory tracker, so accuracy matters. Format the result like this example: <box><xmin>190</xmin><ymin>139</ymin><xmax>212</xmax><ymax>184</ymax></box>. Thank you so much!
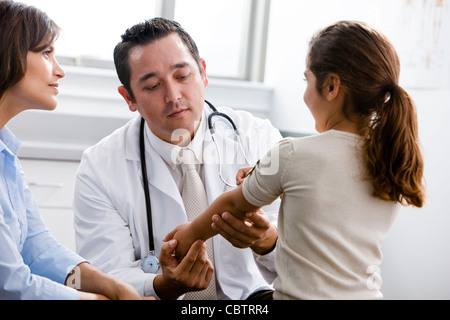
<box><xmin>307</xmin><ymin>21</ymin><xmax>425</xmax><ymax>208</ymax></box>
<box><xmin>114</xmin><ymin>17</ymin><xmax>202</xmax><ymax>101</ymax></box>
<box><xmin>0</xmin><ymin>0</ymin><xmax>60</xmax><ymax>100</ymax></box>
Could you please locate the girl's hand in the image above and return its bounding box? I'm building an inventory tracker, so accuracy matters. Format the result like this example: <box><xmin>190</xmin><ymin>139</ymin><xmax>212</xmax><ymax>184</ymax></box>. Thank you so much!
<box><xmin>164</xmin><ymin>223</ymin><xmax>197</xmax><ymax>259</ymax></box>
<box><xmin>236</xmin><ymin>166</ymin><xmax>255</xmax><ymax>185</ymax></box>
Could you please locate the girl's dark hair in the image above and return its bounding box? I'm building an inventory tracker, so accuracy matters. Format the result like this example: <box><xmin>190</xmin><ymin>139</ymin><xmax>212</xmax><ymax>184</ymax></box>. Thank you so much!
<box><xmin>307</xmin><ymin>21</ymin><xmax>425</xmax><ymax>207</ymax></box>
<box><xmin>0</xmin><ymin>0</ymin><xmax>60</xmax><ymax>100</ymax></box>
<box><xmin>114</xmin><ymin>17</ymin><xmax>202</xmax><ymax>101</ymax></box>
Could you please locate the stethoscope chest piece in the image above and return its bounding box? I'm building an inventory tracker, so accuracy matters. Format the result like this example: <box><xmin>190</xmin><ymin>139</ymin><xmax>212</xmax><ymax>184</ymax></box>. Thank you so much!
<box><xmin>141</xmin><ymin>251</ymin><xmax>160</xmax><ymax>273</ymax></box>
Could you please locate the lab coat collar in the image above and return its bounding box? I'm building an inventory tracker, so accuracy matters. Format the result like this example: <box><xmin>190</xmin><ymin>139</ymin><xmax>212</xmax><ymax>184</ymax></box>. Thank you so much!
<box><xmin>144</xmin><ymin>109</ymin><xmax>206</xmax><ymax>170</ymax></box>
<box><xmin>124</xmin><ymin>103</ymin><xmax>210</xmax><ymax>163</ymax></box>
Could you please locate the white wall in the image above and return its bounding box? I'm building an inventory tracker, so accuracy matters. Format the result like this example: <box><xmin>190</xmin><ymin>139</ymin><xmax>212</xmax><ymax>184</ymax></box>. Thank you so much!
<box><xmin>264</xmin><ymin>0</ymin><xmax>390</xmax><ymax>134</ymax></box>
<box><xmin>264</xmin><ymin>0</ymin><xmax>450</xmax><ymax>299</ymax></box>
<box><xmin>381</xmin><ymin>89</ymin><xmax>450</xmax><ymax>300</ymax></box>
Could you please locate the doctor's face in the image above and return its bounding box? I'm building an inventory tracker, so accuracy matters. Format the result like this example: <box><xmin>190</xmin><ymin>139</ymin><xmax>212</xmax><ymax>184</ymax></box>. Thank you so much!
<box><xmin>119</xmin><ymin>33</ymin><xmax>208</xmax><ymax>144</ymax></box>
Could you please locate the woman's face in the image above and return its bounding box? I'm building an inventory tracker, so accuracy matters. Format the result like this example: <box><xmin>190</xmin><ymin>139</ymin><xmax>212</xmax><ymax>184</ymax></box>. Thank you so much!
<box><xmin>9</xmin><ymin>44</ymin><xmax>65</xmax><ymax>111</ymax></box>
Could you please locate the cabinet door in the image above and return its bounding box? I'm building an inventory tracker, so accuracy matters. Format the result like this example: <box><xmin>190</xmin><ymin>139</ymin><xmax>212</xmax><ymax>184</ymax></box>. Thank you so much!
<box><xmin>20</xmin><ymin>159</ymin><xmax>79</xmax><ymax>209</ymax></box>
<box><xmin>20</xmin><ymin>159</ymin><xmax>80</xmax><ymax>251</ymax></box>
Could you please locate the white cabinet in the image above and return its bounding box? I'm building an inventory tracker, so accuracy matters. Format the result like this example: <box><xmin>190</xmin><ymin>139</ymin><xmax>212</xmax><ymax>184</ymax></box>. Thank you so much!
<box><xmin>20</xmin><ymin>159</ymin><xmax>80</xmax><ymax>251</ymax></box>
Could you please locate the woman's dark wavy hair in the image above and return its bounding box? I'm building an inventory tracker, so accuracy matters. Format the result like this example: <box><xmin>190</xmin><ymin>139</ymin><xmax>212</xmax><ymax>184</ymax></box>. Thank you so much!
<box><xmin>0</xmin><ymin>0</ymin><xmax>60</xmax><ymax>100</ymax></box>
<box><xmin>307</xmin><ymin>21</ymin><xmax>425</xmax><ymax>207</ymax></box>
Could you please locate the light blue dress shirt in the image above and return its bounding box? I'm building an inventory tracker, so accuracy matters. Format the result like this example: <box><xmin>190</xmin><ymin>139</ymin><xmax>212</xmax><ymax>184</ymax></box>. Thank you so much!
<box><xmin>0</xmin><ymin>127</ymin><xmax>85</xmax><ymax>300</ymax></box>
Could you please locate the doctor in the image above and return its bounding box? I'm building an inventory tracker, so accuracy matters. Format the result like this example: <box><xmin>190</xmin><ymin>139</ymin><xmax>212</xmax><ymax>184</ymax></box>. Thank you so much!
<box><xmin>74</xmin><ymin>18</ymin><xmax>281</xmax><ymax>300</ymax></box>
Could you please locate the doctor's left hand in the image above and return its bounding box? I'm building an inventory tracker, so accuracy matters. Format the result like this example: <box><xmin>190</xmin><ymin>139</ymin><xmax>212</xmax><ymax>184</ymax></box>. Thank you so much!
<box><xmin>153</xmin><ymin>239</ymin><xmax>214</xmax><ymax>300</ymax></box>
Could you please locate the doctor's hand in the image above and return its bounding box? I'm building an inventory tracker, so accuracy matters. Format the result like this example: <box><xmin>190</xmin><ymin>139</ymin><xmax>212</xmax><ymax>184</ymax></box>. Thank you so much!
<box><xmin>211</xmin><ymin>209</ymin><xmax>277</xmax><ymax>256</ymax></box>
<box><xmin>154</xmin><ymin>239</ymin><xmax>214</xmax><ymax>300</ymax></box>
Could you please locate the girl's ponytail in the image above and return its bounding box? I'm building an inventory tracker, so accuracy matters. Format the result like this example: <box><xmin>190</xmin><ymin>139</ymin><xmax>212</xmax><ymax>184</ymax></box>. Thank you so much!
<box><xmin>364</xmin><ymin>85</ymin><xmax>425</xmax><ymax>207</ymax></box>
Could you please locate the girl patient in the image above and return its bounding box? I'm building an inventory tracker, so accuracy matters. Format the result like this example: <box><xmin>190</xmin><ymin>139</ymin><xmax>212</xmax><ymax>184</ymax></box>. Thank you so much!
<box><xmin>167</xmin><ymin>21</ymin><xmax>426</xmax><ymax>300</ymax></box>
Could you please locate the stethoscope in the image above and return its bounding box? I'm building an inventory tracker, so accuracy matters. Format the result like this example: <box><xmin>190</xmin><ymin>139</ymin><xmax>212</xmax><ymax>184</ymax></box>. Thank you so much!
<box><xmin>140</xmin><ymin>100</ymin><xmax>250</xmax><ymax>273</ymax></box>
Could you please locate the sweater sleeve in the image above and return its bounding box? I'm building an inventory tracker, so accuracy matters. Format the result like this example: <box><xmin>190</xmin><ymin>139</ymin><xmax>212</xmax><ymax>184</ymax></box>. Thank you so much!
<box><xmin>242</xmin><ymin>138</ymin><xmax>294</xmax><ymax>207</ymax></box>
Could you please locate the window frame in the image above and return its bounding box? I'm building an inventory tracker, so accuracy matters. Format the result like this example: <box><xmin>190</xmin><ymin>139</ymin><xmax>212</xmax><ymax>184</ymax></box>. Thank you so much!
<box><xmin>56</xmin><ymin>0</ymin><xmax>270</xmax><ymax>82</ymax></box>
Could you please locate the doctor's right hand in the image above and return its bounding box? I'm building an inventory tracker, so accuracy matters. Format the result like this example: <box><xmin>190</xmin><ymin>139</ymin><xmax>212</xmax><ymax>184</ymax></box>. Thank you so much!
<box><xmin>153</xmin><ymin>239</ymin><xmax>214</xmax><ymax>300</ymax></box>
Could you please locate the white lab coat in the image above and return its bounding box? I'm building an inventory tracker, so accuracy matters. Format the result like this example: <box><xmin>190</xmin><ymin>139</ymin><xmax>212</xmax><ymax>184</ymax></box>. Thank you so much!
<box><xmin>73</xmin><ymin>105</ymin><xmax>282</xmax><ymax>299</ymax></box>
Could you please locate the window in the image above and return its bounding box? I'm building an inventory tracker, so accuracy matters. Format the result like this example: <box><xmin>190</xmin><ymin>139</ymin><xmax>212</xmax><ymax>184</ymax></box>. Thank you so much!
<box><xmin>21</xmin><ymin>0</ymin><xmax>157</xmax><ymax>66</ymax></box>
<box><xmin>174</xmin><ymin>0</ymin><xmax>251</xmax><ymax>79</ymax></box>
<box><xmin>21</xmin><ymin>0</ymin><xmax>270</xmax><ymax>81</ymax></box>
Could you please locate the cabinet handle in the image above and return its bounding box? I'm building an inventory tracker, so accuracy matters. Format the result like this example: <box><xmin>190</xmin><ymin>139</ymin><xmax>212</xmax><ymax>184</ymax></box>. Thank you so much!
<box><xmin>28</xmin><ymin>182</ymin><xmax>64</xmax><ymax>188</ymax></box>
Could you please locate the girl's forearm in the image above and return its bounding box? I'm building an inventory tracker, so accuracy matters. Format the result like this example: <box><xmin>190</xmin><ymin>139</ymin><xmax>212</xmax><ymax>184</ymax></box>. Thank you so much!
<box><xmin>190</xmin><ymin>186</ymin><xmax>259</xmax><ymax>242</ymax></box>
<box><xmin>189</xmin><ymin>196</ymin><xmax>238</xmax><ymax>241</ymax></box>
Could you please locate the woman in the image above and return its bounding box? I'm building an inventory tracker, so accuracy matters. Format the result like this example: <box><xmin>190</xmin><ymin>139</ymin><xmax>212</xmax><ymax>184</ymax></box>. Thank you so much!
<box><xmin>0</xmin><ymin>0</ymin><xmax>150</xmax><ymax>300</ymax></box>
<box><xmin>168</xmin><ymin>21</ymin><xmax>426</xmax><ymax>299</ymax></box>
